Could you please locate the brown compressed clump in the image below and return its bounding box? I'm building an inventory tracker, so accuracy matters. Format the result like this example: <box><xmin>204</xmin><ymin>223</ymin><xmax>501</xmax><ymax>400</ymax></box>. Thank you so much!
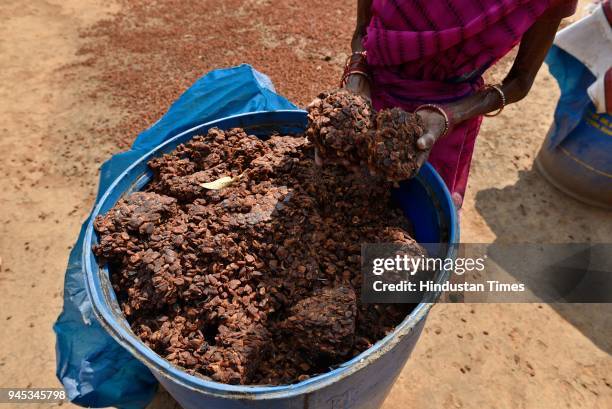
<box><xmin>307</xmin><ymin>90</ymin><xmax>425</xmax><ymax>181</ymax></box>
<box><xmin>280</xmin><ymin>285</ymin><xmax>357</xmax><ymax>360</ymax></box>
<box><xmin>93</xmin><ymin>127</ymin><xmax>426</xmax><ymax>385</ymax></box>
<box><xmin>367</xmin><ymin>108</ymin><xmax>426</xmax><ymax>181</ymax></box>
<box><xmin>306</xmin><ymin>89</ymin><xmax>374</xmax><ymax>164</ymax></box>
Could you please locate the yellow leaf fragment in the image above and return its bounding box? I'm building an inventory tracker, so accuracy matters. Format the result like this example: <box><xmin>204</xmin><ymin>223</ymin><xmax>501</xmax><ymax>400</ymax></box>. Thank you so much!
<box><xmin>200</xmin><ymin>176</ymin><xmax>236</xmax><ymax>190</ymax></box>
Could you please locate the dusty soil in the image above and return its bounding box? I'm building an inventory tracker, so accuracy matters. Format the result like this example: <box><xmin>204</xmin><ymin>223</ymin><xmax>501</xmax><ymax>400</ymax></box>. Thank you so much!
<box><xmin>0</xmin><ymin>0</ymin><xmax>610</xmax><ymax>408</ymax></box>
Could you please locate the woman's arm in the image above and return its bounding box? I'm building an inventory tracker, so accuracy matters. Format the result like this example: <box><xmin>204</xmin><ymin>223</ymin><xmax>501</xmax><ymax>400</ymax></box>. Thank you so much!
<box><xmin>351</xmin><ymin>0</ymin><xmax>373</xmax><ymax>53</ymax></box>
<box><xmin>417</xmin><ymin>14</ymin><xmax>565</xmax><ymax>155</ymax></box>
<box><xmin>345</xmin><ymin>0</ymin><xmax>373</xmax><ymax>98</ymax></box>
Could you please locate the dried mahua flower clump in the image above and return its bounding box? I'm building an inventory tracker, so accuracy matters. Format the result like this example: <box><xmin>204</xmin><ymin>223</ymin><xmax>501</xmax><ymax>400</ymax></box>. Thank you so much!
<box><xmin>367</xmin><ymin>108</ymin><xmax>425</xmax><ymax>181</ymax></box>
<box><xmin>280</xmin><ymin>286</ymin><xmax>357</xmax><ymax>360</ymax></box>
<box><xmin>306</xmin><ymin>89</ymin><xmax>374</xmax><ymax>164</ymax></box>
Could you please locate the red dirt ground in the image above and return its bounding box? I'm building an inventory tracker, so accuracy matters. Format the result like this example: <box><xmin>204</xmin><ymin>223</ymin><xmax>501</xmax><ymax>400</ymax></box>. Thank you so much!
<box><xmin>76</xmin><ymin>0</ymin><xmax>354</xmax><ymax>147</ymax></box>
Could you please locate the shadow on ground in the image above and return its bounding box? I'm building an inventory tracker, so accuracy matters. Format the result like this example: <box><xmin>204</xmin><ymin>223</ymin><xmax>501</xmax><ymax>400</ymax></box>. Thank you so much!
<box><xmin>474</xmin><ymin>167</ymin><xmax>612</xmax><ymax>355</ymax></box>
<box><xmin>148</xmin><ymin>389</ymin><xmax>182</xmax><ymax>409</ymax></box>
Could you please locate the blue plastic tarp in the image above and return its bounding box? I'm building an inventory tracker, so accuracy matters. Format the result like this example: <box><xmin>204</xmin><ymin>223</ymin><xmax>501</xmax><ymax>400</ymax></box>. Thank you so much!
<box><xmin>53</xmin><ymin>64</ymin><xmax>297</xmax><ymax>409</ymax></box>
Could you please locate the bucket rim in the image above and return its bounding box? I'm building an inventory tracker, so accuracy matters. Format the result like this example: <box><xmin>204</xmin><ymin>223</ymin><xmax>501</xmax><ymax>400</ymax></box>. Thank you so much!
<box><xmin>83</xmin><ymin>109</ymin><xmax>458</xmax><ymax>399</ymax></box>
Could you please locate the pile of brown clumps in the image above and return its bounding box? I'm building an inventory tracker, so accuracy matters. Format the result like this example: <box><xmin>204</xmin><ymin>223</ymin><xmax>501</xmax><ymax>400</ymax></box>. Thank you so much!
<box><xmin>306</xmin><ymin>89</ymin><xmax>374</xmax><ymax>165</ymax></box>
<box><xmin>367</xmin><ymin>108</ymin><xmax>425</xmax><ymax>180</ymax></box>
<box><xmin>93</xmin><ymin>128</ymin><xmax>425</xmax><ymax>385</ymax></box>
<box><xmin>307</xmin><ymin>90</ymin><xmax>426</xmax><ymax>181</ymax></box>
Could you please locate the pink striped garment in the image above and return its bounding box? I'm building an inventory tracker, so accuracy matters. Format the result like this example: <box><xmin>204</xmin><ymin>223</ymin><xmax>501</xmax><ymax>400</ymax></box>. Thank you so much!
<box><xmin>363</xmin><ymin>0</ymin><xmax>577</xmax><ymax>204</ymax></box>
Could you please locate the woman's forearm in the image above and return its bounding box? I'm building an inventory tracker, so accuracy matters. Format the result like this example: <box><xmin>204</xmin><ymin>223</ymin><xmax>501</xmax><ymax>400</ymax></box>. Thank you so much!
<box><xmin>444</xmin><ymin>15</ymin><xmax>563</xmax><ymax>125</ymax></box>
<box><xmin>352</xmin><ymin>0</ymin><xmax>373</xmax><ymax>52</ymax></box>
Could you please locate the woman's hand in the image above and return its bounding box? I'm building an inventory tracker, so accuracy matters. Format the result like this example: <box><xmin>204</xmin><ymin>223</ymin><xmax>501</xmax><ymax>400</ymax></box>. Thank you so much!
<box><xmin>415</xmin><ymin>109</ymin><xmax>449</xmax><ymax>167</ymax></box>
<box><xmin>344</xmin><ymin>73</ymin><xmax>371</xmax><ymax>100</ymax></box>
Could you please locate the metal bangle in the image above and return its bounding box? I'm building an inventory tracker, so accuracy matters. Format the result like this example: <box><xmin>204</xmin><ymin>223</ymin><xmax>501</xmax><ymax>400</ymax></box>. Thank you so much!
<box><xmin>346</xmin><ymin>70</ymin><xmax>370</xmax><ymax>79</ymax></box>
<box><xmin>341</xmin><ymin>70</ymin><xmax>370</xmax><ymax>87</ymax></box>
<box><xmin>350</xmin><ymin>51</ymin><xmax>367</xmax><ymax>59</ymax></box>
<box><xmin>345</xmin><ymin>51</ymin><xmax>367</xmax><ymax>67</ymax></box>
<box><xmin>415</xmin><ymin>104</ymin><xmax>450</xmax><ymax>138</ymax></box>
<box><xmin>341</xmin><ymin>51</ymin><xmax>369</xmax><ymax>87</ymax></box>
<box><xmin>484</xmin><ymin>84</ymin><xmax>506</xmax><ymax>117</ymax></box>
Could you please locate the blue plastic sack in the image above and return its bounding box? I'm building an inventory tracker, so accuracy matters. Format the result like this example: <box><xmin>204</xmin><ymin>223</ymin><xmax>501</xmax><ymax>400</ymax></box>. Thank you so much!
<box><xmin>53</xmin><ymin>64</ymin><xmax>297</xmax><ymax>409</ymax></box>
<box><xmin>545</xmin><ymin>45</ymin><xmax>610</xmax><ymax>148</ymax></box>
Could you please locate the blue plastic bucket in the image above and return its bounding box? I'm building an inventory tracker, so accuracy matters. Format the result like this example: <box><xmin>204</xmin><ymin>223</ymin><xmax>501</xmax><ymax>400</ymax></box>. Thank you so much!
<box><xmin>83</xmin><ymin>110</ymin><xmax>458</xmax><ymax>409</ymax></box>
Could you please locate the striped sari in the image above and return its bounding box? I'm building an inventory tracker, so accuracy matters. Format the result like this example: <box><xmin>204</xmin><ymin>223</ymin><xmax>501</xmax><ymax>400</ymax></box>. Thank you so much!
<box><xmin>363</xmin><ymin>0</ymin><xmax>578</xmax><ymax>205</ymax></box>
